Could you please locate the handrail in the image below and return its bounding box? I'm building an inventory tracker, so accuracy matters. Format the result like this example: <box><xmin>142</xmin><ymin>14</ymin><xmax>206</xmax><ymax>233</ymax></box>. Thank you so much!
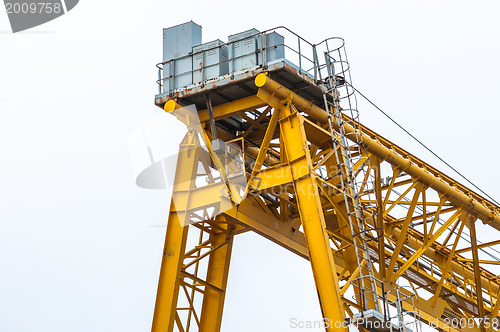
<box><xmin>155</xmin><ymin>26</ymin><xmax>343</xmax><ymax>95</ymax></box>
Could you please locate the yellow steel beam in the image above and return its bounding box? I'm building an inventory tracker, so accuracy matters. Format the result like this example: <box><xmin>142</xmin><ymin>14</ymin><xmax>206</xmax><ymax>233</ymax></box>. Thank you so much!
<box><xmin>387</xmin><ymin>183</ymin><xmax>422</xmax><ymax>281</ymax></box>
<box><xmin>169</xmin><ymin>183</ymin><xmax>227</xmax><ymax>213</ymax></box>
<box><xmin>377</xmin><ymin>200</ymin><xmax>452</xmax><ymax>207</ymax></box>
<box><xmin>254</xmin><ymin>74</ymin><xmax>500</xmax><ymax>317</ymax></box>
<box><xmin>249</xmin><ymin>108</ymin><xmax>280</xmax><ymax>176</ymax></box>
<box><xmin>389</xmin><ymin>206</ymin><xmax>457</xmax><ymax>226</ymax></box>
<box><xmin>391</xmin><ymin>208</ymin><xmax>462</xmax><ymax>281</ymax></box>
<box><xmin>223</xmin><ymin>190</ymin><xmax>475</xmax><ymax>331</ymax></box>
<box><xmin>428</xmin><ymin>196</ymin><xmax>446</xmax><ymax>235</ymax></box>
<box><xmin>231</xmin><ymin>196</ymin><xmax>486</xmax><ymax>325</ymax></box>
<box><xmin>248</xmin><ymin>108</ymin><xmax>281</xmax><ymax>191</ymax></box>
<box><xmin>152</xmin><ymin>207</ymin><xmax>189</xmax><ymax>332</ymax></box>
<box><xmin>225</xmin><ymin>195</ymin><xmax>469</xmax><ymax>331</ymax></box>
<box><xmin>456</xmin><ymin>239</ymin><xmax>500</xmax><ymax>254</ymax></box>
<box><xmin>430</xmin><ymin>222</ymin><xmax>465</xmax><ymax>307</ymax></box>
<box><xmin>422</xmin><ymin>188</ymin><xmax>428</xmax><ymax>238</ymax></box>
<box><xmin>152</xmin><ymin>132</ymin><xmax>201</xmax><ymax>332</ymax></box>
<box><xmin>470</xmin><ymin>216</ymin><xmax>487</xmax><ymax>332</ymax></box>
<box><xmin>384</xmin><ymin>214</ymin><xmax>498</xmax><ymax>311</ymax></box>
<box><xmin>383</xmin><ymin>181</ymin><xmax>419</xmax><ymax>218</ymax></box>
<box><xmin>442</xmin><ymin>219</ymin><xmax>460</xmax><ymax>247</ymax></box>
<box><xmin>488</xmin><ymin>291</ymin><xmax>500</xmax><ymax>332</ymax></box>
<box><xmin>255</xmin><ymin>74</ymin><xmax>500</xmax><ymax>226</ymax></box>
<box><xmin>382</xmin><ymin>169</ymin><xmax>401</xmax><ymax>207</ymax></box>
<box><xmin>164</xmin><ymin>95</ymin><xmax>266</xmax><ymax>123</ymax></box>
<box><xmin>199</xmin><ymin>220</ymin><xmax>234</xmax><ymax>332</ymax></box>
<box><xmin>242</xmin><ymin>106</ymin><xmax>272</xmax><ymax>138</ymax></box>
<box><xmin>317</xmin><ymin>178</ymin><xmax>349</xmax><ymax>227</ymax></box>
<box><xmin>252</xmin><ymin>164</ymin><xmax>293</xmax><ymax>192</ymax></box>
<box><xmin>372</xmin><ymin>157</ymin><xmax>386</xmax><ymax>280</ymax></box>
<box><xmin>223</xmin><ymin>196</ymin><xmax>310</xmax><ymax>259</ymax></box>
<box><xmin>279</xmin><ymin>102</ymin><xmax>346</xmax><ymax>330</ymax></box>
<box><xmin>456</xmin><ymin>259</ymin><xmax>500</xmax><ymax>266</ymax></box>
<box><xmin>158</xmin><ymin>76</ymin><xmax>500</xmax><ymax>330</ymax></box>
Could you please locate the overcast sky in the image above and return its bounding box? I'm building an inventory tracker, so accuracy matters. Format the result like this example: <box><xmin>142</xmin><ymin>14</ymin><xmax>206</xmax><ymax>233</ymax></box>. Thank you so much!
<box><xmin>1</xmin><ymin>1</ymin><xmax>500</xmax><ymax>331</ymax></box>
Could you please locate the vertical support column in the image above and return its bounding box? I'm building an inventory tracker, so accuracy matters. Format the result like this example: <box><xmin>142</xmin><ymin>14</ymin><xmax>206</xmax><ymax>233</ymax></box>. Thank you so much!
<box><xmin>199</xmin><ymin>219</ymin><xmax>234</xmax><ymax>332</ymax></box>
<box><xmin>280</xmin><ymin>101</ymin><xmax>347</xmax><ymax>331</ymax></box>
<box><xmin>152</xmin><ymin>132</ymin><xmax>200</xmax><ymax>332</ymax></box>
<box><xmin>488</xmin><ymin>291</ymin><xmax>500</xmax><ymax>332</ymax></box>
<box><xmin>469</xmin><ymin>216</ymin><xmax>486</xmax><ymax>332</ymax></box>
<box><xmin>372</xmin><ymin>157</ymin><xmax>386</xmax><ymax>280</ymax></box>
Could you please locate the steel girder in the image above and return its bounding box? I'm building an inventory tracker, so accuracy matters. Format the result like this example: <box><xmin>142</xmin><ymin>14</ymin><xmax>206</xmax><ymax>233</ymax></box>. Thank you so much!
<box><xmin>151</xmin><ymin>74</ymin><xmax>500</xmax><ymax>332</ymax></box>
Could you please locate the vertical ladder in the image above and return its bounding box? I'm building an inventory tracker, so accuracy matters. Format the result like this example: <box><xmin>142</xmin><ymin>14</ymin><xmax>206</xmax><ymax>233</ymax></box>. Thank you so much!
<box><xmin>318</xmin><ymin>46</ymin><xmax>380</xmax><ymax>313</ymax></box>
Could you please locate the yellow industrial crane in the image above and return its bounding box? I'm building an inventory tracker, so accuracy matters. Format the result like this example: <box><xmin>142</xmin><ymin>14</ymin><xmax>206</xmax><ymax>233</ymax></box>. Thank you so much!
<box><xmin>147</xmin><ymin>22</ymin><xmax>500</xmax><ymax>332</ymax></box>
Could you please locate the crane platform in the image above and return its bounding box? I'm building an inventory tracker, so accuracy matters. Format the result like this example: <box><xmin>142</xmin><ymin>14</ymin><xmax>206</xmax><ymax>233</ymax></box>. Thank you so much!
<box><xmin>155</xmin><ymin>55</ymin><xmax>325</xmax><ymax>112</ymax></box>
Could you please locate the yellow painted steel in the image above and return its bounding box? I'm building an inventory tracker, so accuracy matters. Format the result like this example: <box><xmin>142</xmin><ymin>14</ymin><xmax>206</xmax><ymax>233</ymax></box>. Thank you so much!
<box><xmin>430</xmin><ymin>222</ymin><xmax>464</xmax><ymax>307</ymax></box>
<box><xmin>278</xmin><ymin>102</ymin><xmax>346</xmax><ymax>331</ymax></box>
<box><xmin>391</xmin><ymin>207</ymin><xmax>462</xmax><ymax>281</ymax></box>
<box><xmin>152</xmin><ymin>132</ymin><xmax>201</xmax><ymax>332</ymax></box>
<box><xmin>164</xmin><ymin>95</ymin><xmax>266</xmax><ymax>123</ymax></box>
<box><xmin>255</xmin><ymin>73</ymin><xmax>500</xmax><ymax>226</ymax></box>
<box><xmin>223</xmin><ymin>196</ymin><xmax>464</xmax><ymax>332</ymax></box>
<box><xmin>164</xmin><ymin>99</ymin><xmax>180</xmax><ymax>113</ymax></box>
<box><xmin>372</xmin><ymin>157</ymin><xmax>386</xmax><ymax>280</ymax></box>
<box><xmin>253</xmin><ymin>75</ymin><xmax>498</xmax><ymax>326</ymax></box>
<box><xmin>199</xmin><ymin>219</ymin><xmax>234</xmax><ymax>332</ymax></box>
<box><xmin>469</xmin><ymin>217</ymin><xmax>486</xmax><ymax>332</ymax></box>
<box><xmin>151</xmin><ymin>72</ymin><xmax>500</xmax><ymax>332</ymax></box>
<box><xmin>151</xmin><ymin>206</ymin><xmax>189</xmax><ymax>332</ymax></box>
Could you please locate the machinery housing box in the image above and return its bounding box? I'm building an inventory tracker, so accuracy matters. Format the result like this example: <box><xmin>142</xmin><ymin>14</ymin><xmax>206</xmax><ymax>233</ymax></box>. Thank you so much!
<box><xmin>162</xmin><ymin>21</ymin><xmax>202</xmax><ymax>92</ymax></box>
<box><xmin>192</xmin><ymin>39</ymin><xmax>229</xmax><ymax>84</ymax></box>
<box><xmin>228</xmin><ymin>29</ymin><xmax>285</xmax><ymax>73</ymax></box>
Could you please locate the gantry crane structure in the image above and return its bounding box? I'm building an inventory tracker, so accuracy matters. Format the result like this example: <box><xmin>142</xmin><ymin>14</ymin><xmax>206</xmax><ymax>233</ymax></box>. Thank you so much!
<box><xmin>148</xmin><ymin>23</ymin><xmax>500</xmax><ymax>332</ymax></box>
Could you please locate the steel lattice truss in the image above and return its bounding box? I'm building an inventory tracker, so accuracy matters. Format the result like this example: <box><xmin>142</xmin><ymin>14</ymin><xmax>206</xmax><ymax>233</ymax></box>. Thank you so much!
<box><xmin>151</xmin><ymin>74</ymin><xmax>500</xmax><ymax>332</ymax></box>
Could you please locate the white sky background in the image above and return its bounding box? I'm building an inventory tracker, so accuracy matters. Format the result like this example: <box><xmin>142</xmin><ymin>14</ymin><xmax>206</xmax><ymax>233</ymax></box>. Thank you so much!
<box><xmin>1</xmin><ymin>1</ymin><xmax>500</xmax><ymax>331</ymax></box>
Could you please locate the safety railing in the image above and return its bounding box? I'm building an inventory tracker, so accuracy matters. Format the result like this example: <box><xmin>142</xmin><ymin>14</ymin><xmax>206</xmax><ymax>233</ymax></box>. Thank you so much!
<box><xmin>156</xmin><ymin>26</ymin><xmax>350</xmax><ymax>96</ymax></box>
<box><xmin>352</xmin><ymin>275</ymin><xmax>388</xmax><ymax>319</ymax></box>
<box><xmin>386</xmin><ymin>286</ymin><xmax>422</xmax><ymax>332</ymax></box>
<box><xmin>352</xmin><ymin>276</ymin><xmax>422</xmax><ymax>332</ymax></box>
